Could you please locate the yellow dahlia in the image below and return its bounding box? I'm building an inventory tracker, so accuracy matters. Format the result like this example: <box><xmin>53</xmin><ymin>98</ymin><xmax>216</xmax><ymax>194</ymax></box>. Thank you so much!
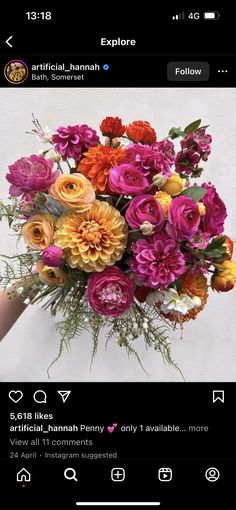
<box><xmin>154</xmin><ymin>191</ymin><xmax>172</xmax><ymax>216</ymax></box>
<box><xmin>49</xmin><ymin>173</ymin><xmax>95</xmax><ymax>212</ymax></box>
<box><xmin>77</xmin><ymin>144</ymin><xmax>126</xmax><ymax>193</ymax></box>
<box><xmin>22</xmin><ymin>213</ymin><xmax>55</xmax><ymax>250</ymax></box>
<box><xmin>54</xmin><ymin>200</ymin><xmax>128</xmax><ymax>272</ymax></box>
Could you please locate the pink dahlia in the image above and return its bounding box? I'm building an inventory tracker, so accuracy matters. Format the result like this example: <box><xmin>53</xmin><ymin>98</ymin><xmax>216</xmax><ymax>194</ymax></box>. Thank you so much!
<box><xmin>126</xmin><ymin>194</ymin><xmax>164</xmax><ymax>231</ymax></box>
<box><xmin>86</xmin><ymin>267</ymin><xmax>135</xmax><ymax>317</ymax></box>
<box><xmin>6</xmin><ymin>155</ymin><xmax>60</xmax><ymax>197</ymax></box>
<box><xmin>124</xmin><ymin>143</ymin><xmax>172</xmax><ymax>181</ymax></box>
<box><xmin>108</xmin><ymin>163</ymin><xmax>149</xmax><ymax>195</ymax></box>
<box><xmin>200</xmin><ymin>182</ymin><xmax>227</xmax><ymax>236</ymax></box>
<box><xmin>130</xmin><ymin>232</ymin><xmax>185</xmax><ymax>288</ymax></box>
<box><xmin>52</xmin><ymin>124</ymin><xmax>100</xmax><ymax>161</ymax></box>
<box><xmin>181</xmin><ymin>128</ymin><xmax>212</xmax><ymax>161</ymax></box>
<box><xmin>175</xmin><ymin>150</ymin><xmax>200</xmax><ymax>175</ymax></box>
<box><xmin>166</xmin><ymin>196</ymin><xmax>200</xmax><ymax>241</ymax></box>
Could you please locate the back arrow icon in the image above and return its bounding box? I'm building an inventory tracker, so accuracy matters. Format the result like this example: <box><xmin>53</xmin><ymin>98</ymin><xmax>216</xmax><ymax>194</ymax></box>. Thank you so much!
<box><xmin>6</xmin><ymin>36</ymin><xmax>13</xmax><ymax>48</ymax></box>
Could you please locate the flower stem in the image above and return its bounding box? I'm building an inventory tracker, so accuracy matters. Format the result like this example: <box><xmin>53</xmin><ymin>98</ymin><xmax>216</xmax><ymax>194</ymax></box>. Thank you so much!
<box><xmin>114</xmin><ymin>195</ymin><xmax>123</xmax><ymax>208</ymax></box>
<box><xmin>119</xmin><ymin>201</ymin><xmax>130</xmax><ymax>213</ymax></box>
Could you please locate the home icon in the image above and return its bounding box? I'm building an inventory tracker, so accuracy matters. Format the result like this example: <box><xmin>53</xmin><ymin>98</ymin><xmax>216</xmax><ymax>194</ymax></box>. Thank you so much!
<box><xmin>16</xmin><ymin>468</ymin><xmax>31</xmax><ymax>482</ymax></box>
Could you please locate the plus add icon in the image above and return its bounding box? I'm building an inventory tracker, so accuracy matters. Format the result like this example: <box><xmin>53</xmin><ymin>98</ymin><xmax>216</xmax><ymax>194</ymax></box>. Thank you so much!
<box><xmin>111</xmin><ymin>467</ymin><xmax>125</xmax><ymax>482</ymax></box>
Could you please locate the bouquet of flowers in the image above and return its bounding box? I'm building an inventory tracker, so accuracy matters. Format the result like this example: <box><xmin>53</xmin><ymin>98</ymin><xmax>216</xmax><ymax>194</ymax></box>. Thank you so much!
<box><xmin>1</xmin><ymin>115</ymin><xmax>235</xmax><ymax>373</ymax></box>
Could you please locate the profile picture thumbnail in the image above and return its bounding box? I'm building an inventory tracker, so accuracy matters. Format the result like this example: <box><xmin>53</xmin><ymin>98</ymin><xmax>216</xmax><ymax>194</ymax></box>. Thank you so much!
<box><xmin>4</xmin><ymin>60</ymin><xmax>28</xmax><ymax>84</ymax></box>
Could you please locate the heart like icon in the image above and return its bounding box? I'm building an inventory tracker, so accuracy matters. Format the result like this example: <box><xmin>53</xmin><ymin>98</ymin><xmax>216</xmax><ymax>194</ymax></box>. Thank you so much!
<box><xmin>8</xmin><ymin>390</ymin><xmax>23</xmax><ymax>403</ymax></box>
<box><xmin>107</xmin><ymin>426</ymin><xmax>115</xmax><ymax>433</ymax></box>
<box><xmin>113</xmin><ymin>423</ymin><xmax>118</xmax><ymax>428</ymax></box>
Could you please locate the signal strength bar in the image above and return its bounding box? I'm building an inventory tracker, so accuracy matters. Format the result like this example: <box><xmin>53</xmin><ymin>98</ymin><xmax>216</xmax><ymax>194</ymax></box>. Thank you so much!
<box><xmin>172</xmin><ymin>12</ymin><xmax>185</xmax><ymax>20</ymax></box>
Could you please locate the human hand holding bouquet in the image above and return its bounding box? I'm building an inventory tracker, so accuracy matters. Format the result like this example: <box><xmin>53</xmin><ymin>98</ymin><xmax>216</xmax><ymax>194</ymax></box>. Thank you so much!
<box><xmin>1</xmin><ymin>115</ymin><xmax>235</xmax><ymax>373</ymax></box>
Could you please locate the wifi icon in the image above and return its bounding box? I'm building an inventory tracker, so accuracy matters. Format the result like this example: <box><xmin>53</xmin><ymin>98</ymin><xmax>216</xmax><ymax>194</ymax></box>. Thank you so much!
<box><xmin>172</xmin><ymin>12</ymin><xmax>185</xmax><ymax>20</ymax></box>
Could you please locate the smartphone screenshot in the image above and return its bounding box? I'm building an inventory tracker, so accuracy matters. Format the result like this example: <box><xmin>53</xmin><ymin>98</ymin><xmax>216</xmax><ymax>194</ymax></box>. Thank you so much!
<box><xmin>0</xmin><ymin>6</ymin><xmax>235</xmax><ymax>509</ymax></box>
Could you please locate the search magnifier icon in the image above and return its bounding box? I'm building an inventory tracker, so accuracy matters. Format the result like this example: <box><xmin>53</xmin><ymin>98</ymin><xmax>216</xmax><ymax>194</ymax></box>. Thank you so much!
<box><xmin>64</xmin><ymin>468</ymin><xmax>78</xmax><ymax>482</ymax></box>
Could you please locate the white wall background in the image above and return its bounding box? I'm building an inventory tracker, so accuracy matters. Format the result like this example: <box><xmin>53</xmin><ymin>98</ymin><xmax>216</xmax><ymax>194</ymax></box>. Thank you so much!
<box><xmin>0</xmin><ymin>88</ymin><xmax>235</xmax><ymax>382</ymax></box>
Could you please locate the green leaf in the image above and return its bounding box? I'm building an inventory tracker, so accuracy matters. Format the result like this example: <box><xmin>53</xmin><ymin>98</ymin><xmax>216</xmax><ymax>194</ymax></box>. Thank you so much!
<box><xmin>184</xmin><ymin>119</ymin><xmax>201</xmax><ymax>134</ymax></box>
<box><xmin>168</xmin><ymin>127</ymin><xmax>185</xmax><ymax>139</ymax></box>
<box><xmin>180</xmin><ymin>186</ymin><xmax>207</xmax><ymax>202</ymax></box>
<box><xmin>205</xmin><ymin>236</ymin><xmax>226</xmax><ymax>252</ymax></box>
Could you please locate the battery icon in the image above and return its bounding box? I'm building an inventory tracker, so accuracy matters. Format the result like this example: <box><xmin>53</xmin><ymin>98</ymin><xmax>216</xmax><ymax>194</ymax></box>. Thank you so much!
<box><xmin>203</xmin><ymin>11</ymin><xmax>220</xmax><ymax>20</ymax></box>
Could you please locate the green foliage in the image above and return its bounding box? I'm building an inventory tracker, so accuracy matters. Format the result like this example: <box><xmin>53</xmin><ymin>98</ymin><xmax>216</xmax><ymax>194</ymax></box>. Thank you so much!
<box><xmin>180</xmin><ymin>186</ymin><xmax>207</xmax><ymax>201</ymax></box>
<box><xmin>184</xmin><ymin>119</ymin><xmax>201</xmax><ymax>134</ymax></box>
<box><xmin>168</xmin><ymin>127</ymin><xmax>185</xmax><ymax>139</ymax></box>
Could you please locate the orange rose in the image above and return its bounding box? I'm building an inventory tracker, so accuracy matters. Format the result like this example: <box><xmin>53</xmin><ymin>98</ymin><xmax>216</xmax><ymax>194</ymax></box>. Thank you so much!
<box><xmin>49</xmin><ymin>173</ymin><xmax>95</xmax><ymax>211</ymax></box>
<box><xmin>36</xmin><ymin>260</ymin><xmax>66</xmax><ymax>286</ymax></box>
<box><xmin>223</xmin><ymin>235</ymin><xmax>234</xmax><ymax>260</ymax></box>
<box><xmin>126</xmin><ymin>120</ymin><xmax>156</xmax><ymax>145</ymax></box>
<box><xmin>100</xmin><ymin>116</ymin><xmax>126</xmax><ymax>138</ymax></box>
<box><xmin>22</xmin><ymin>213</ymin><xmax>55</xmax><ymax>250</ymax></box>
<box><xmin>77</xmin><ymin>144</ymin><xmax>126</xmax><ymax>193</ymax></box>
<box><xmin>211</xmin><ymin>260</ymin><xmax>236</xmax><ymax>292</ymax></box>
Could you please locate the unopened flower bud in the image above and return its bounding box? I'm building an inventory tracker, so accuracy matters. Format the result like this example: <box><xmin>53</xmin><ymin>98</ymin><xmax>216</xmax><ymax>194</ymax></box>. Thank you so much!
<box><xmin>140</xmin><ymin>221</ymin><xmax>155</xmax><ymax>236</ymax></box>
<box><xmin>192</xmin><ymin>296</ymin><xmax>202</xmax><ymax>308</ymax></box>
<box><xmin>197</xmin><ymin>202</ymin><xmax>206</xmax><ymax>216</ymax></box>
<box><xmin>152</xmin><ymin>173</ymin><xmax>168</xmax><ymax>188</ymax></box>
<box><xmin>50</xmin><ymin>150</ymin><xmax>61</xmax><ymax>162</ymax></box>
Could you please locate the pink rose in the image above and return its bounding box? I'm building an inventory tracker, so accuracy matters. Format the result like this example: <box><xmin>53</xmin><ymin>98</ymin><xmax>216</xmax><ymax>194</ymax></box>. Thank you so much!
<box><xmin>166</xmin><ymin>195</ymin><xmax>200</xmax><ymax>241</ymax></box>
<box><xmin>108</xmin><ymin>163</ymin><xmax>149</xmax><ymax>195</ymax></box>
<box><xmin>126</xmin><ymin>194</ymin><xmax>164</xmax><ymax>231</ymax></box>
<box><xmin>6</xmin><ymin>155</ymin><xmax>60</xmax><ymax>197</ymax></box>
<box><xmin>86</xmin><ymin>267</ymin><xmax>135</xmax><ymax>317</ymax></box>
<box><xmin>41</xmin><ymin>246</ymin><xmax>65</xmax><ymax>267</ymax></box>
<box><xmin>200</xmin><ymin>182</ymin><xmax>227</xmax><ymax>235</ymax></box>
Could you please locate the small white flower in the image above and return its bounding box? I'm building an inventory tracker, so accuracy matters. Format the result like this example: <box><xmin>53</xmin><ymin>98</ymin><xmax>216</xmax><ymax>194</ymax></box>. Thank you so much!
<box><xmin>16</xmin><ymin>287</ymin><xmax>24</xmax><ymax>295</ymax></box>
<box><xmin>23</xmin><ymin>298</ymin><xmax>31</xmax><ymax>305</ymax></box>
<box><xmin>37</xmin><ymin>126</ymin><xmax>53</xmax><ymax>144</ymax></box>
<box><xmin>160</xmin><ymin>288</ymin><xmax>195</xmax><ymax>316</ymax></box>
<box><xmin>146</xmin><ymin>290</ymin><xmax>164</xmax><ymax>306</ymax></box>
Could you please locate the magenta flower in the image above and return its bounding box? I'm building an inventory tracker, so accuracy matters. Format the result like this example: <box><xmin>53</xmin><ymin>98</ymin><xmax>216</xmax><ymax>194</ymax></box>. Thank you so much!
<box><xmin>41</xmin><ymin>246</ymin><xmax>65</xmax><ymax>267</ymax></box>
<box><xmin>124</xmin><ymin>143</ymin><xmax>172</xmax><ymax>180</ymax></box>
<box><xmin>6</xmin><ymin>155</ymin><xmax>60</xmax><ymax>197</ymax></box>
<box><xmin>181</xmin><ymin>128</ymin><xmax>212</xmax><ymax>160</ymax></box>
<box><xmin>126</xmin><ymin>194</ymin><xmax>164</xmax><ymax>231</ymax></box>
<box><xmin>108</xmin><ymin>163</ymin><xmax>149</xmax><ymax>195</ymax></box>
<box><xmin>130</xmin><ymin>232</ymin><xmax>185</xmax><ymax>288</ymax></box>
<box><xmin>86</xmin><ymin>267</ymin><xmax>135</xmax><ymax>317</ymax></box>
<box><xmin>52</xmin><ymin>124</ymin><xmax>100</xmax><ymax>161</ymax></box>
<box><xmin>175</xmin><ymin>150</ymin><xmax>200</xmax><ymax>175</ymax></box>
<box><xmin>166</xmin><ymin>196</ymin><xmax>200</xmax><ymax>241</ymax></box>
<box><xmin>200</xmin><ymin>182</ymin><xmax>227</xmax><ymax>236</ymax></box>
<box><xmin>153</xmin><ymin>140</ymin><xmax>176</xmax><ymax>165</ymax></box>
<box><xmin>186</xmin><ymin>231</ymin><xmax>211</xmax><ymax>250</ymax></box>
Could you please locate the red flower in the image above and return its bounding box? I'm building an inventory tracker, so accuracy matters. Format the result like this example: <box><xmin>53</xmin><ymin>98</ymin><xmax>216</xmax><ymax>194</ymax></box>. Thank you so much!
<box><xmin>126</xmin><ymin>120</ymin><xmax>156</xmax><ymax>145</ymax></box>
<box><xmin>100</xmin><ymin>116</ymin><xmax>126</xmax><ymax>138</ymax></box>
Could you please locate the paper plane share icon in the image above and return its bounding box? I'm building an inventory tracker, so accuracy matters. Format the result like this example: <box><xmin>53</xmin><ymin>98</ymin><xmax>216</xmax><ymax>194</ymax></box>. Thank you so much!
<box><xmin>57</xmin><ymin>390</ymin><xmax>71</xmax><ymax>403</ymax></box>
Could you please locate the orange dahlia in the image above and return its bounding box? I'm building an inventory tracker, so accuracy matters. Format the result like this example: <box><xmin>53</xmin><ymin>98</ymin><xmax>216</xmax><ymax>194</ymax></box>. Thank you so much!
<box><xmin>126</xmin><ymin>120</ymin><xmax>156</xmax><ymax>145</ymax></box>
<box><xmin>54</xmin><ymin>200</ymin><xmax>128</xmax><ymax>272</ymax></box>
<box><xmin>77</xmin><ymin>144</ymin><xmax>126</xmax><ymax>193</ymax></box>
<box><xmin>166</xmin><ymin>271</ymin><xmax>208</xmax><ymax>323</ymax></box>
